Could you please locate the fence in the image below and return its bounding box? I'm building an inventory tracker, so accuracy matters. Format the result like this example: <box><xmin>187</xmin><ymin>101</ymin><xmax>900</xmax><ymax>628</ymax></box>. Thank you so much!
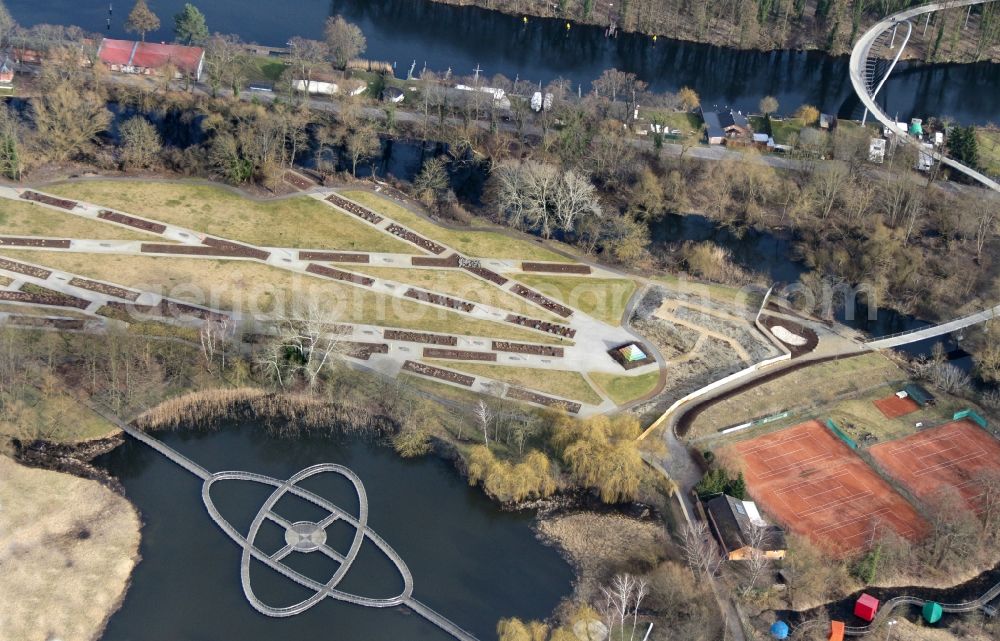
<box><xmin>825</xmin><ymin>418</ymin><xmax>858</xmax><ymax>449</ymax></box>
<box><xmin>953</xmin><ymin>408</ymin><xmax>988</xmax><ymax>429</ymax></box>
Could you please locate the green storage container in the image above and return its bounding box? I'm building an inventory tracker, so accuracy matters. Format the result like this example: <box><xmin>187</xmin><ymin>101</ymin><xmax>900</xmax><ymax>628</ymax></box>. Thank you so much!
<box><xmin>923</xmin><ymin>601</ymin><xmax>943</xmax><ymax>624</ymax></box>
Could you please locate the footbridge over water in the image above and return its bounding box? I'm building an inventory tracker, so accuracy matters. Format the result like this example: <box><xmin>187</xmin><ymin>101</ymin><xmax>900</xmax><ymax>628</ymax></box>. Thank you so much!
<box><xmin>864</xmin><ymin>301</ymin><xmax>1000</xmax><ymax>350</ymax></box>
<box><xmin>849</xmin><ymin>0</ymin><xmax>1000</xmax><ymax>193</ymax></box>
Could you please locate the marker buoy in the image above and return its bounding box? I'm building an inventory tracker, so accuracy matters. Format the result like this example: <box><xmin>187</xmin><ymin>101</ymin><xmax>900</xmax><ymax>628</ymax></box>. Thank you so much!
<box><xmin>523</xmin><ymin>16</ymin><xmax>528</xmax><ymax>23</ymax></box>
<box><xmin>653</xmin><ymin>35</ymin><xmax>657</xmax><ymax>42</ymax></box>
<box><xmin>566</xmin><ymin>22</ymin><xmax>571</xmax><ymax>30</ymax></box>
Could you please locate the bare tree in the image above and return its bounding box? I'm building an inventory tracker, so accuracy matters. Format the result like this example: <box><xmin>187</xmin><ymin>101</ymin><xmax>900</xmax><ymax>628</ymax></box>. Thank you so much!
<box><xmin>287</xmin><ymin>37</ymin><xmax>329</xmax><ymax>97</ymax></box>
<box><xmin>324</xmin><ymin>15</ymin><xmax>366</xmax><ymax>68</ymax></box>
<box><xmin>598</xmin><ymin>573</ymin><xmax>649</xmax><ymax>641</ymax></box>
<box><xmin>741</xmin><ymin>524</ymin><xmax>772</xmax><ymax>597</ymax></box>
<box><xmin>475</xmin><ymin>400</ymin><xmax>493</xmax><ymax>447</ymax></box>
<box><xmin>682</xmin><ymin>520</ymin><xmax>723</xmax><ymax>579</ymax></box>
<box><xmin>256</xmin><ymin>299</ymin><xmax>345</xmax><ymax>389</ymax></box>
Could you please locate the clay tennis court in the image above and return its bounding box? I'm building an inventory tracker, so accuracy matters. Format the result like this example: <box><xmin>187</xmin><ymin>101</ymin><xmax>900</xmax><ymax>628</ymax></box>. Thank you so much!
<box><xmin>870</xmin><ymin>420</ymin><xmax>1000</xmax><ymax>512</ymax></box>
<box><xmin>873</xmin><ymin>394</ymin><xmax>920</xmax><ymax>419</ymax></box>
<box><xmin>725</xmin><ymin>420</ymin><xmax>925</xmax><ymax>554</ymax></box>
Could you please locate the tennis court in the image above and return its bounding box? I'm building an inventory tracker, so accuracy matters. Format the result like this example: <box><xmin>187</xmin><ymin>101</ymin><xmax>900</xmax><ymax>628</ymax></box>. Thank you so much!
<box><xmin>725</xmin><ymin>420</ymin><xmax>925</xmax><ymax>554</ymax></box>
<box><xmin>870</xmin><ymin>420</ymin><xmax>1000</xmax><ymax>512</ymax></box>
<box><xmin>873</xmin><ymin>394</ymin><xmax>920</xmax><ymax>419</ymax></box>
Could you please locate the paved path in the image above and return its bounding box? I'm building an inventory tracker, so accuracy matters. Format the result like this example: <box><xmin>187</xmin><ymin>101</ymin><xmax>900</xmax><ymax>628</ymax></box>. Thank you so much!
<box><xmin>849</xmin><ymin>0</ymin><xmax>1000</xmax><ymax>193</ymax></box>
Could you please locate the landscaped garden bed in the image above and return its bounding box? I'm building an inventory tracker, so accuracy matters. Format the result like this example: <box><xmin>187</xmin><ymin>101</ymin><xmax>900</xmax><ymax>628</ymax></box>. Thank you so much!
<box><xmin>383</xmin><ymin>329</ymin><xmax>458</xmax><ymax>346</ymax></box>
<box><xmin>402</xmin><ymin>360</ymin><xmax>475</xmax><ymax>386</ymax></box>
<box><xmin>140</xmin><ymin>243</ymin><xmax>245</xmax><ymax>257</ymax></box>
<box><xmin>20</xmin><ymin>191</ymin><xmax>77</xmax><ymax>210</ymax></box>
<box><xmin>0</xmin><ymin>257</ymin><xmax>52</xmax><ymax>279</ymax></box>
<box><xmin>386</xmin><ymin>224</ymin><xmax>447</xmax><ymax>255</ymax></box>
<box><xmin>0</xmin><ymin>289</ymin><xmax>90</xmax><ymax>309</ymax></box>
<box><xmin>202</xmin><ymin>237</ymin><xmax>271</xmax><ymax>261</ymax></box>
<box><xmin>102</xmin><ymin>300</ymin><xmax>228</xmax><ymax>322</ymax></box>
<box><xmin>510</xmin><ymin>283</ymin><xmax>573</xmax><ymax>317</ymax></box>
<box><xmin>326</xmin><ymin>193</ymin><xmax>384</xmax><ymax>224</ymax></box>
<box><xmin>491</xmin><ymin>341</ymin><xmax>564</xmax><ymax>357</ymax></box>
<box><xmin>462</xmin><ymin>265</ymin><xmax>508</xmax><ymax>285</ymax></box>
<box><xmin>340</xmin><ymin>341</ymin><xmax>389</xmax><ymax>360</ymax></box>
<box><xmin>298</xmin><ymin>251</ymin><xmax>370</xmax><ymax>263</ymax></box>
<box><xmin>404</xmin><ymin>288</ymin><xmax>475</xmax><ymax>312</ymax></box>
<box><xmin>504</xmin><ymin>314</ymin><xmax>576</xmax><ymax>338</ymax></box>
<box><xmin>422</xmin><ymin>348</ymin><xmax>498</xmax><ymax>361</ymax></box>
<box><xmin>7</xmin><ymin>315</ymin><xmax>85</xmax><ymax>330</ymax></box>
<box><xmin>412</xmin><ymin>254</ymin><xmax>461</xmax><ymax>267</ymax></box>
<box><xmin>98</xmin><ymin>210</ymin><xmax>167</xmax><ymax>234</ymax></box>
<box><xmin>68</xmin><ymin>277</ymin><xmax>141</xmax><ymax>302</ymax></box>
<box><xmin>521</xmin><ymin>262</ymin><xmax>591</xmax><ymax>274</ymax></box>
<box><xmin>305</xmin><ymin>263</ymin><xmax>375</xmax><ymax>286</ymax></box>
<box><xmin>506</xmin><ymin>387</ymin><xmax>582</xmax><ymax>413</ymax></box>
<box><xmin>0</xmin><ymin>237</ymin><xmax>71</xmax><ymax>248</ymax></box>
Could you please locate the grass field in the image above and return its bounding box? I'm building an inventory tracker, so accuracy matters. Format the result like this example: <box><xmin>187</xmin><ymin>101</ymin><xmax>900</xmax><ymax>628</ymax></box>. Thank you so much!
<box><xmin>688</xmin><ymin>353</ymin><xmax>904</xmax><ymax>438</ymax></box>
<box><xmin>0</xmin><ymin>199</ymin><xmax>155</xmax><ymax>240</ymax></box>
<box><xmin>0</xmin><ymin>302</ymin><xmax>93</xmax><ymax>319</ymax></box>
<box><xmin>46</xmin><ymin>181</ymin><xmax>413</xmax><ymax>253</ymax></box>
<box><xmin>513</xmin><ymin>274</ymin><xmax>636</xmax><ymax>325</ymax></box>
<box><xmin>650</xmin><ymin>275</ymin><xmax>752</xmax><ymax>311</ymax></box>
<box><xmin>353</xmin><ymin>266</ymin><xmax>562</xmax><ymax>320</ymax></box>
<box><xmin>247</xmin><ymin>55</ymin><xmax>287</xmax><ymax>83</ymax></box>
<box><xmin>589</xmin><ymin>371</ymin><xmax>660</xmax><ymax>405</ymax></box>
<box><xmin>340</xmin><ymin>190</ymin><xmax>573</xmax><ymax>261</ymax></box>
<box><xmin>0</xmin><ymin>250</ymin><xmax>563</xmax><ymax>343</ymax></box>
<box><xmin>426</xmin><ymin>360</ymin><xmax>603</xmax><ymax>405</ymax></box>
<box><xmin>978</xmin><ymin>127</ymin><xmax>1000</xmax><ymax>177</ymax></box>
<box><xmin>0</xmin><ymin>456</ymin><xmax>140</xmax><ymax>641</ymax></box>
<box><xmin>648</xmin><ymin>111</ymin><xmax>703</xmax><ymax>141</ymax></box>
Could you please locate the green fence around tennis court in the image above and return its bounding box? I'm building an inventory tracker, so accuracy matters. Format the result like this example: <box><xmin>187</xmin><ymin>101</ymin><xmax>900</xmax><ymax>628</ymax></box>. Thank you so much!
<box><xmin>953</xmin><ymin>408</ymin><xmax>988</xmax><ymax>430</ymax></box>
<box><xmin>825</xmin><ymin>418</ymin><xmax>858</xmax><ymax>449</ymax></box>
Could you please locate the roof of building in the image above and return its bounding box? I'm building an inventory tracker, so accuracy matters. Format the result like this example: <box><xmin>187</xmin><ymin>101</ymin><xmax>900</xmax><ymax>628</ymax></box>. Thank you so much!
<box><xmin>903</xmin><ymin>382</ymin><xmax>935</xmax><ymax>405</ymax></box>
<box><xmin>703</xmin><ymin>111</ymin><xmax>725</xmax><ymax>139</ymax></box>
<box><xmin>706</xmin><ymin>495</ymin><xmax>786</xmax><ymax>554</ymax></box>
<box><xmin>718</xmin><ymin>109</ymin><xmax>749</xmax><ymax>130</ymax></box>
<box><xmin>98</xmin><ymin>39</ymin><xmax>204</xmax><ymax>76</ymax></box>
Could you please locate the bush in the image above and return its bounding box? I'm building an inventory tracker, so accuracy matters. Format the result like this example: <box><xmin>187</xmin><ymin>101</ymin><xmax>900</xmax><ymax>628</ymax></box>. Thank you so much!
<box><xmin>694</xmin><ymin>467</ymin><xmax>745</xmax><ymax>500</ymax></box>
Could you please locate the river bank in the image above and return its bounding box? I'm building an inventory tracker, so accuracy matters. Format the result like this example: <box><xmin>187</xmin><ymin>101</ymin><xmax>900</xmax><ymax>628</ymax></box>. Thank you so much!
<box><xmin>426</xmin><ymin>0</ymin><xmax>1000</xmax><ymax>63</ymax></box>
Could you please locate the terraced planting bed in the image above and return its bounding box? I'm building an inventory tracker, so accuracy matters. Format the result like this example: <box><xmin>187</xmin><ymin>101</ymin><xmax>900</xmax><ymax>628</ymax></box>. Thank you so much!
<box><xmin>506</xmin><ymin>387</ymin><xmax>582</xmax><ymax>413</ymax></box>
<box><xmin>431</xmin><ymin>361</ymin><xmax>601</xmax><ymax>405</ymax></box>
<box><xmin>341</xmin><ymin>190</ymin><xmax>572</xmax><ymax>262</ymax></box>
<box><xmin>514</xmin><ymin>274</ymin><xmax>637</xmax><ymax>325</ymax></box>
<box><xmin>0</xmin><ymin>237</ymin><xmax>71</xmax><ymax>248</ymax></box>
<box><xmin>0</xmin><ymin>251</ymin><xmax>560</xmax><ymax>343</ymax></box>
<box><xmin>98</xmin><ymin>210</ymin><xmax>167</xmax><ymax>234</ymax></box>
<box><xmin>47</xmin><ymin>182</ymin><xmax>412</xmax><ymax>253</ymax></box>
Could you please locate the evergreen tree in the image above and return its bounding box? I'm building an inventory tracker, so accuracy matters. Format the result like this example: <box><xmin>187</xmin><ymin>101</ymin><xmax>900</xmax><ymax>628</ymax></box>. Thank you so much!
<box><xmin>173</xmin><ymin>3</ymin><xmax>208</xmax><ymax>45</ymax></box>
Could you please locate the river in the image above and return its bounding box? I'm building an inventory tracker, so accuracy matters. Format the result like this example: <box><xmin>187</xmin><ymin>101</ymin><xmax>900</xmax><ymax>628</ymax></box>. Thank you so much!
<box><xmin>95</xmin><ymin>424</ymin><xmax>573</xmax><ymax>641</ymax></box>
<box><xmin>7</xmin><ymin>0</ymin><xmax>1000</xmax><ymax>125</ymax></box>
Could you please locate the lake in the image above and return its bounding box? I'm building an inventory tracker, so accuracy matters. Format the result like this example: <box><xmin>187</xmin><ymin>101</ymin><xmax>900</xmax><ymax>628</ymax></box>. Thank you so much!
<box><xmin>6</xmin><ymin>0</ymin><xmax>1000</xmax><ymax>125</ymax></box>
<box><xmin>96</xmin><ymin>424</ymin><xmax>573</xmax><ymax>641</ymax></box>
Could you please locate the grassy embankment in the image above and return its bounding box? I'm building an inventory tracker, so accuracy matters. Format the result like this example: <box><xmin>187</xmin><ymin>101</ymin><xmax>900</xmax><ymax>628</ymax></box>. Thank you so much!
<box><xmin>0</xmin><ymin>199</ymin><xmax>161</xmax><ymax>240</ymax></box>
<box><xmin>425</xmin><ymin>360</ymin><xmax>603</xmax><ymax>405</ymax></box>
<box><xmin>353</xmin><ymin>266</ymin><xmax>565</xmax><ymax>321</ymax></box>
<box><xmin>0</xmin><ymin>456</ymin><xmax>140</xmax><ymax>641</ymax></box>
<box><xmin>978</xmin><ymin>127</ymin><xmax>1000</xmax><ymax>177</ymax></box>
<box><xmin>46</xmin><ymin>181</ymin><xmax>412</xmax><ymax>253</ymax></box>
<box><xmin>340</xmin><ymin>189</ymin><xmax>574</xmax><ymax>261</ymax></box>
<box><xmin>513</xmin><ymin>273</ymin><xmax>637</xmax><ymax>325</ymax></box>
<box><xmin>0</xmin><ymin>250</ymin><xmax>564</xmax><ymax>344</ymax></box>
<box><xmin>589</xmin><ymin>371</ymin><xmax>660</xmax><ymax>405</ymax></box>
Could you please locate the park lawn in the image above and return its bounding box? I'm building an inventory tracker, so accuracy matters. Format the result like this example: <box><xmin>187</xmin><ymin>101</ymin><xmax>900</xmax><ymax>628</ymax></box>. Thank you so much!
<box><xmin>0</xmin><ymin>456</ymin><xmax>139</xmax><ymax>641</ymax></box>
<box><xmin>589</xmin><ymin>371</ymin><xmax>660</xmax><ymax>405</ymax></box>
<box><xmin>340</xmin><ymin>190</ymin><xmax>574</xmax><ymax>262</ymax></box>
<box><xmin>687</xmin><ymin>352</ymin><xmax>905</xmax><ymax>439</ymax></box>
<box><xmin>0</xmin><ymin>250</ymin><xmax>563</xmax><ymax>344</ymax></box>
<box><xmin>512</xmin><ymin>274</ymin><xmax>637</xmax><ymax>325</ymax></box>
<box><xmin>356</xmin><ymin>266</ymin><xmax>563</xmax><ymax>320</ymax></box>
<box><xmin>0</xmin><ymin>199</ymin><xmax>155</xmax><ymax>240</ymax></box>
<box><xmin>977</xmin><ymin>128</ymin><xmax>1000</xmax><ymax>177</ymax></box>
<box><xmin>46</xmin><ymin>181</ymin><xmax>413</xmax><ymax>253</ymax></box>
<box><xmin>654</xmin><ymin>111</ymin><xmax>703</xmax><ymax>140</ymax></box>
<box><xmin>246</xmin><ymin>55</ymin><xmax>286</xmax><ymax>83</ymax></box>
<box><xmin>426</xmin><ymin>360</ymin><xmax>603</xmax><ymax>405</ymax></box>
<box><xmin>0</xmin><ymin>301</ymin><xmax>93</xmax><ymax>319</ymax></box>
<box><xmin>769</xmin><ymin>117</ymin><xmax>807</xmax><ymax>146</ymax></box>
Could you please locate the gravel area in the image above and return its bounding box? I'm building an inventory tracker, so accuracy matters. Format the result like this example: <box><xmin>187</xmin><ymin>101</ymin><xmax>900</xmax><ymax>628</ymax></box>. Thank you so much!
<box><xmin>673</xmin><ymin>306</ymin><xmax>780</xmax><ymax>362</ymax></box>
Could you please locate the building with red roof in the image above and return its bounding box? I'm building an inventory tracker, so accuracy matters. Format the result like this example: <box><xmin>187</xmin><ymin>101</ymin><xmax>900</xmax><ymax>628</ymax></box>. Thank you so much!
<box><xmin>97</xmin><ymin>39</ymin><xmax>204</xmax><ymax>81</ymax></box>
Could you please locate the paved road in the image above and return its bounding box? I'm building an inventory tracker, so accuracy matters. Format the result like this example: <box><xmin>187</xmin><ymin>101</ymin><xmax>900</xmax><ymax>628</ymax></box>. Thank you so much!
<box><xmin>849</xmin><ymin>0</ymin><xmax>1000</xmax><ymax>193</ymax></box>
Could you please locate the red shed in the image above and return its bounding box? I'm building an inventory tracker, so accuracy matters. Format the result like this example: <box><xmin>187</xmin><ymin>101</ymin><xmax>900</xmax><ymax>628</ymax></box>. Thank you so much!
<box><xmin>854</xmin><ymin>593</ymin><xmax>879</xmax><ymax>622</ymax></box>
